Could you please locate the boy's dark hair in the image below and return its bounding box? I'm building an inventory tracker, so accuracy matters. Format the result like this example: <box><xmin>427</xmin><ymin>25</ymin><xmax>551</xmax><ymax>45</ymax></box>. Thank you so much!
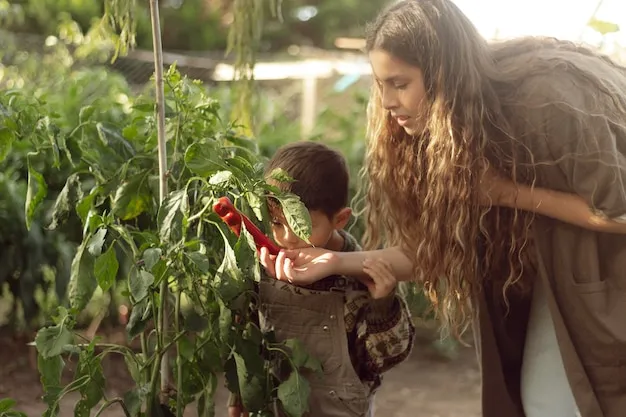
<box><xmin>264</xmin><ymin>141</ymin><xmax>349</xmax><ymax>218</ymax></box>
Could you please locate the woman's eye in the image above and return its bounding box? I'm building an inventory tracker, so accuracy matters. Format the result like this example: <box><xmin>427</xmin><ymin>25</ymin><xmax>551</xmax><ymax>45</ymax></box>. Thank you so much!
<box><xmin>394</xmin><ymin>83</ymin><xmax>407</xmax><ymax>90</ymax></box>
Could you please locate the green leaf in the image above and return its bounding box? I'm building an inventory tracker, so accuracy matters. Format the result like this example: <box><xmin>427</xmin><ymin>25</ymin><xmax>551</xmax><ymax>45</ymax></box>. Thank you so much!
<box><xmin>224</xmin><ymin>133</ymin><xmax>259</xmax><ymax>153</ymax></box>
<box><xmin>277</xmin><ymin>370</ymin><xmax>311</xmax><ymax>417</ymax></box>
<box><xmin>214</xmin><ymin>241</ymin><xmax>246</xmax><ymax>302</ymax></box>
<box><xmin>76</xmin><ymin>188</ymin><xmax>99</xmax><ymax>226</ymax></box>
<box><xmin>178</xmin><ymin>336</ymin><xmax>196</xmax><ymax>361</ymax></box>
<box><xmin>35</xmin><ymin>324</ymin><xmax>74</xmax><ymax>359</ymax></box>
<box><xmin>184</xmin><ymin>142</ymin><xmax>224</xmax><ymax>177</ymax></box>
<box><xmin>79</xmin><ymin>105</ymin><xmax>95</xmax><ymax>122</ymax></box>
<box><xmin>0</xmin><ymin>399</ymin><xmax>17</xmax><ymax>413</ymax></box>
<box><xmin>96</xmin><ymin>123</ymin><xmax>135</xmax><ymax>160</ymax></box>
<box><xmin>94</xmin><ymin>243</ymin><xmax>119</xmax><ymax>292</ymax></box>
<box><xmin>0</xmin><ymin>127</ymin><xmax>14</xmax><ymax>163</ymax></box>
<box><xmin>226</xmin><ymin>156</ymin><xmax>255</xmax><ymax>178</ymax></box>
<box><xmin>38</xmin><ymin>354</ymin><xmax>64</xmax><ymax>417</ymax></box>
<box><xmin>123</xmin><ymin>352</ymin><xmax>142</xmax><ymax>384</ymax></box>
<box><xmin>112</xmin><ymin>175</ymin><xmax>152</xmax><ymax>221</ymax></box>
<box><xmin>68</xmin><ymin>238</ymin><xmax>98</xmax><ymax>311</ymax></box>
<box><xmin>218</xmin><ymin>298</ymin><xmax>233</xmax><ymax>347</ymax></box>
<box><xmin>208</xmin><ymin>170</ymin><xmax>233</xmax><ymax>186</ymax></box>
<box><xmin>268</xmin><ymin>168</ymin><xmax>295</xmax><ymax>183</ymax></box>
<box><xmin>245</xmin><ymin>191</ymin><xmax>265</xmax><ymax>221</ymax></box>
<box><xmin>157</xmin><ymin>190</ymin><xmax>189</xmax><ymax>243</ymax></box>
<box><xmin>129</xmin><ymin>267</ymin><xmax>154</xmax><ymax>302</ymax></box>
<box><xmin>588</xmin><ymin>17</ymin><xmax>620</xmax><ymax>35</ymax></box>
<box><xmin>276</xmin><ymin>195</ymin><xmax>312</xmax><ymax>242</ymax></box>
<box><xmin>126</xmin><ymin>298</ymin><xmax>152</xmax><ymax>339</ymax></box>
<box><xmin>48</xmin><ymin>173</ymin><xmax>83</xmax><ymax>230</ymax></box>
<box><xmin>186</xmin><ymin>251</ymin><xmax>210</xmax><ymax>273</ymax></box>
<box><xmin>25</xmin><ymin>152</ymin><xmax>48</xmax><ymax>230</ymax></box>
<box><xmin>283</xmin><ymin>339</ymin><xmax>322</xmax><ymax>373</ymax></box>
<box><xmin>87</xmin><ymin>227</ymin><xmax>107</xmax><ymax>257</ymax></box>
<box><xmin>123</xmin><ymin>384</ymin><xmax>150</xmax><ymax>417</ymax></box>
<box><xmin>73</xmin><ymin>343</ymin><xmax>105</xmax><ymax>417</ymax></box>
<box><xmin>234</xmin><ymin>344</ymin><xmax>266</xmax><ymax>411</ymax></box>
<box><xmin>142</xmin><ymin>247</ymin><xmax>162</xmax><ymax>272</ymax></box>
<box><xmin>196</xmin><ymin>374</ymin><xmax>217</xmax><ymax>417</ymax></box>
<box><xmin>235</xmin><ymin>225</ymin><xmax>260</xmax><ymax>282</ymax></box>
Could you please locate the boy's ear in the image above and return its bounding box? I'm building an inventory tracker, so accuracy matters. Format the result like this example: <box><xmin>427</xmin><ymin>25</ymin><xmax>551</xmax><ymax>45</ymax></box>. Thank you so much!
<box><xmin>333</xmin><ymin>207</ymin><xmax>352</xmax><ymax>230</ymax></box>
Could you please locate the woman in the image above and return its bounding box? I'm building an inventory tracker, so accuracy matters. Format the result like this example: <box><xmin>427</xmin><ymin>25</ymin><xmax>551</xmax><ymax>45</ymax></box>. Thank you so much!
<box><xmin>260</xmin><ymin>1</ymin><xmax>626</xmax><ymax>416</ymax></box>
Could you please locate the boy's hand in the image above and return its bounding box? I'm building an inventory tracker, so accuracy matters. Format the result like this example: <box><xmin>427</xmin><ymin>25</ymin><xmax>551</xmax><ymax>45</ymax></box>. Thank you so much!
<box><xmin>228</xmin><ymin>405</ymin><xmax>249</xmax><ymax>417</ymax></box>
<box><xmin>362</xmin><ymin>258</ymin><xmax>397</xmax><ymax>299</ymax></box>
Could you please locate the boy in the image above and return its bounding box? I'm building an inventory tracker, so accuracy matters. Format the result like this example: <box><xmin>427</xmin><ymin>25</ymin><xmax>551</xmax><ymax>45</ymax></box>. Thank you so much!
<box><xmin>229</xmin><ymin>141</ymin><xmax>415</xmax><ymax>417</ymax></box>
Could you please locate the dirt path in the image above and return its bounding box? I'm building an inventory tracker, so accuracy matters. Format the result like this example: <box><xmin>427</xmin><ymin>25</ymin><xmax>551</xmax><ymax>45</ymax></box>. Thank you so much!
<box><xmin>0</xmin><ymin>328</ymin><xmax>481</xmax><ymax>417</ymax></box>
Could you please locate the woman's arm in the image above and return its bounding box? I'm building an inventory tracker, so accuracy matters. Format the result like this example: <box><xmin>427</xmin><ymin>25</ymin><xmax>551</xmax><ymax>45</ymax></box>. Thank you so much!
<box><xmin>482</xmin><ymin>165</ymin><xmax>626</xmax><ymax>234</ymax></box>
<box><xmin>335</xmin><ymin>246</ymin><xmax>415</xmax><ymax>282</ymax></box>
<box><xmin>505</xmin><ymin>184</ymin><xmax>626</xmax><ymax>234</ymax></box>
<box><xmin>263</xmin><ymin>245</ymin><xmax>415</xmax><ymax>286</ymax></box>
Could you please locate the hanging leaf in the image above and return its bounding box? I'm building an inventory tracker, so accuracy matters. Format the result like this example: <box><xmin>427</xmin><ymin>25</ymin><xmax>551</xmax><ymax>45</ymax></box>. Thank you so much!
<box><xmin>123</xmin><ymin>384</ymin><xmax>150</xmax><ymax>417</ymax></box>
<box><xmin>73</xmin><ymin>342</ymin><xmax>105</xmax><ymax>417</ymax></box>
<box><xmin>68</xmin><ymin>238</ymin><xmax>98</xmax><ymax>311</ymax></box>
<box><xmin>48</xmin><ymin>173</ymin><xmax>83</xmax><ymax>230</ymax></box>
<box><xmin>245</xmin><ymin>190</ymin><xmax>265</xmax><ymax>221</ymax></box>
<box><xmin>0</xmin><ymin>127</ymin><xmax>14</xmax><ymax>163</ymax></box>
<box><xmin>209</xmin><ymin>170</ymin><xmax>233</xmax><ymax>186</ymax></box>
<box><xmin>185</xmin><ymin>251</ymin><xmax>210</xmax><ymax>274</ymax></box>
<box><xmin>126</xmin><ymin>298</ymin><xmax>152</xmax><ymax>340</ymax></box>
<box><xmin>76</xmin><ymin>188</ymin><xmax>100</xmax><ymax>226</ymax></box>
<box><xmin>142</xmin><ymin>247</ymin><xmax>162</xmax><ymax>272</ymax></box>
<box><xmin>276</xmin><ymin>195</ymin><xmax>311</xmax><ymax>242</ymax></box>
<box><xmin>25</xmin><ymin>152</ymin><xmax>48</xmax><ymax>230</ymax></box>
<box><xmin>184</xmin><ymin>142</ymin><xmax>225</xmax><ymax>177</ymax></box>
<box><xmin>235</xmin><ymin>225</ymin><xmax>261</xmax><ymax>282</ymax></box>
<box><xmin>129</xmin><ymin>267</ymin><xmax>154</xmax><ymax>302</ymax></box>
<box><xmin>112</xmin><ymin>174</ymin><xmax>152</xmax><ymax>221</ymax></box>
<box><xmin>234</xmin><ymin>342</ymin><xmax>266</xmax><ymax>411</ymax></box>
<box><xmin>157</xmin><ymin>189</ymin><xmax>189</xmax><ymax>243</ymax></box>
<box><xmin>35</xmin><ymin>324</ymin><xmax>74</xmax><ymax>359</ymax></box>
<box><xmin>268</xmin><ymin>168</ymin><xmax>295</xmax><ymax>183</ymax></box>
<box><xmin>196</xmin><ymin>374</ymin><xmax>218</xmax><ymax>417</ymax></box>
<box><xmin>38</xmin><ymin>354</ymin><xmax>64</xmax><ymax>417</ymax></box>
<box><xmin>214</xmin><ymin>239</ymin><xmax>247</xmax><ymax>302</ymax></box>
<box><xmin>94</xmin><ymin>243</ymin><xmax>119</xmax><ymax>292</ymax></box>
<box><xmin>87</xmin><ymin>228</ymin><xmax>108</xmax><ymax>257</ymax></box>
<box><xmin>277</xmin><ymin>370</ymin><xmax>311</xmax><ymax>417</ymax></box>
<box><xmin>96</xmin><ymin>123</ymin><xmax>136</xmax><ymax>160</ymax></box>
<box><xmin>283</xmin><ymin>339</ymin><xmax>322</xmax><ymax>373</ymax></box>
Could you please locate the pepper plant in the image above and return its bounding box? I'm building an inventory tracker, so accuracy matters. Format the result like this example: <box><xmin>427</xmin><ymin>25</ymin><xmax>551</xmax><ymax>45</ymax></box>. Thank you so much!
<box><xmin>1</xmin><ymin>0</ymin><xmax>321</xmax><ymax>416</ymax></box>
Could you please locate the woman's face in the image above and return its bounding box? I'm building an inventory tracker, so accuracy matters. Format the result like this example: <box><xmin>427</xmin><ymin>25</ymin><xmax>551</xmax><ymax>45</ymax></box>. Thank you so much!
<box><xmin>369</xmin><ymin>49</ymin><xmax>427</xmax><ymax>135</ymax></box>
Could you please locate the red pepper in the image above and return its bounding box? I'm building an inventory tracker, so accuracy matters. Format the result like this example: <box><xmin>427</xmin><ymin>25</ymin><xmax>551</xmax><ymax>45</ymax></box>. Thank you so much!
<box><xmin>213</xmin><ymin>196</ymin><xmax>280</xmax><ymax>256</ymax></box>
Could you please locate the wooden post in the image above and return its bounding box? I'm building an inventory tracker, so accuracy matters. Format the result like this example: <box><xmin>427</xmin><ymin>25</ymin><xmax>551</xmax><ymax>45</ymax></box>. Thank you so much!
<box><xmin>301</xmin><ymin>75</ymin><xmax>317</xmax><ymax>138</ymax></box>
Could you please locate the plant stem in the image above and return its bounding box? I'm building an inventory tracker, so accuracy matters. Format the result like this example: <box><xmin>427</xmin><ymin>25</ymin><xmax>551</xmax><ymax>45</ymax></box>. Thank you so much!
<box><xmin>148</xmin><ymin>0</ymin><xmax>171</xmax><ymax>407</ymax></box>
<box><xmin>94</xmin><ymin>398</ymin><xmax>132</xmax><ymax>417</ymax></box>
<box><xmin>175</xmin><ymin>289</ymin><xmax>183</xmax><ymax>417</ymax></box>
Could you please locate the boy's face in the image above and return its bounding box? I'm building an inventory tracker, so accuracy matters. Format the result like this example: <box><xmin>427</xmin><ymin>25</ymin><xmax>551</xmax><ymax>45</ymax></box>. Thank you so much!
<box><xmin>269</xmin><ymin>207</ymin><xmax>351</xmax><ymax>250</ymax></box>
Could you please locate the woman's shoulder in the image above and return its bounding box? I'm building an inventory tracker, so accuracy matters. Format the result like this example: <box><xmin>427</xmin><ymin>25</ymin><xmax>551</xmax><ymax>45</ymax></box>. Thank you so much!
<box><xmin>494</xmin><ymin>40</ymin><xmax>626</xmax><ymax>107</ymax></box>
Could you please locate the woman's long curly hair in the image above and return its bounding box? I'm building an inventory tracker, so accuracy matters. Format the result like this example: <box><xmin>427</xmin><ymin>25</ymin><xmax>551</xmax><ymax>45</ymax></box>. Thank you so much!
<box><xmin>359</xmin><ymin>0</ymin><xmax>624</xmax><ymax>338</ymax></box>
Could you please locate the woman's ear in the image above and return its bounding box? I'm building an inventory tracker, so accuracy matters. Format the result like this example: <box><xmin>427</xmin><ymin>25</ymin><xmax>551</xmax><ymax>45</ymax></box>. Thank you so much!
<box><xmin>333</xmin><ymin>207</ymin><xmax>353</xmax><ymax>230</ymax></box>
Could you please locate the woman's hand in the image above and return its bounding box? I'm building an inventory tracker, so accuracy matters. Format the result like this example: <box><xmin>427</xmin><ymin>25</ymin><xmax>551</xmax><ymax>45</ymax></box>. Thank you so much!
<box><xmin>259</xmin><ymin>246</ymin><xmax>340</xmax><ymax>285</ymax></box>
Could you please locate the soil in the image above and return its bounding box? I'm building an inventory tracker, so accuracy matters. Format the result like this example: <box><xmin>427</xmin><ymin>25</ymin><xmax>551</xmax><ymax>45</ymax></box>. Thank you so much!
<box><xmin>0</xmin><ymin>325</ymin><xmax>481</xmax><ymax>417</ymax></box>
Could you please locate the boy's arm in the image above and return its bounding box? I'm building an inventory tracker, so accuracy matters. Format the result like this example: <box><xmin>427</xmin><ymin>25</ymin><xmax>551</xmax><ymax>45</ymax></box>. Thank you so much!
<box><xmin>351</xmin><ymin>291</ymin><xmax>416</xmax><ymax>381</ymax></box>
